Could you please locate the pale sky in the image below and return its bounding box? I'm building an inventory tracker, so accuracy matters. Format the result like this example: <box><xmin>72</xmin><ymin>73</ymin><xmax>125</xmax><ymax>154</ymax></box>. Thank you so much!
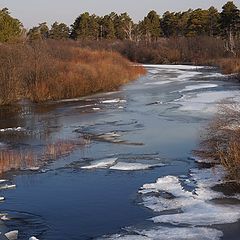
<box><xmin>1</xmin><ymin>0</ymin><xmax>240</xmax><ymax>29</ymax></box>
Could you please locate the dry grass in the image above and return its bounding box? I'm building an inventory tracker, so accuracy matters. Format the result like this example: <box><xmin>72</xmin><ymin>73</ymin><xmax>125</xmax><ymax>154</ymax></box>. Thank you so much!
<box><xmin>0</xmin><ymin>40</ymin><xmax>146</xmax><ymax>105</ymax></box>
<box><xmin>0</xmin><ymin>149</ymin><xmax>37</xmax><ymax>174</ymax></box>
<box><xmin>196</xmin><ymin>103</ymin><xmax>240</xmax><ymax>181</ymax></box>
<box><xmin>0</xmin><ymin>139</ymin><xmax>89</xmax><ymax>174</ymax></box>
<box><xmin>217</xmin><ymin>58</ymin><xmax>240</xmax><ymax>76</ymax></box>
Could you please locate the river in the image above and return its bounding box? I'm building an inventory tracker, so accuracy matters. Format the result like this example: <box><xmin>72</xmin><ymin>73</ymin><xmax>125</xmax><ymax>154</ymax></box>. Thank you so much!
<box><xmin>0</xmin><ymin>65</ymin><xmax>239</xmax><ymax>240</ymax></box>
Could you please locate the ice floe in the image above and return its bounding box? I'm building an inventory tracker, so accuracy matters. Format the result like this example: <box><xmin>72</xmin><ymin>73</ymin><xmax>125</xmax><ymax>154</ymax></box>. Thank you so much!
<box><xmin>140</xmin><ymin>165</ymin><xmax>240</xmax><ymax>226</ymax></box>
<box><xmin>0</xmin><ymin>184</ymin><xmax>16</xmax><ymax>190</ymax></box>
<box><xmin>101</xmin><ymin>99</ymin><xmax>126</xmax><ymax>104</ymax></box>
<box><xmin>145</xmin><ymin>81</ymin><xmax>171</xmax><ymax>86</ymax></box>
<box><xmin>100</xmin><ymin>226</ymin><xmax>223</xmax><ymax>240</ymax></box>
<box><xmin>179</xmin><ymin>84</ymin><xmax>218</xmax><ymax>92</ymax></box>
<box><xmin>81</xmin><ymin>157</ymin><xmax>118</xmax><ymax>169</ymax></box>
<box><xmin>81</xmin><ymin>158</ymin><xmax>164</xmax><ymax>171</ymax></box>
<box><xmin>176</xmin><ymin>90</ymin><xmax>240</xmax><ymax>113</ymax></box>
<box><xmin>143</xmin><ymin>64</ymin><xmax>205</xmax><ymax>70</ymax></box>
<box><xmin>29</xmin><ymin>237</ymin><xmax>40</xmax><ymax>240</ymax></box>
<box><xmin>5</xmin><ymin>230</ymin><xmax>18</xmax><ymax>240</ymax></box>
<box><xmin>110</xmin><ymin>162</ymin><xmax>165</xmax><ymax>171</ymax></box>
<box><xmin>0</xmin><ymin>127</ymin><xmax>25</xmax><ymax>132</ymax></box>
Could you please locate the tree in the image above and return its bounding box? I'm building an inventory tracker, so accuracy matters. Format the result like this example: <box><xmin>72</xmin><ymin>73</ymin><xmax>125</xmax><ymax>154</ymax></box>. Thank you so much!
<box><xmin>71</xmin><ymin>12</ymin><xmax>99</xmax><ymax>40</ymax></box>
<box><xmin>49</xmin><ymin>22</ymin><xmax>69</xmax><ymax>40</ymax></box>
<box><xmin>100</xmin><ymin>13</ymin><xmax>117</xmax><ymax>39</ymax></box>
<box><xmin>161</xmin><ymin>11</ymin><xmax>178</xmax><ymax>37</ymax></box>
<box><xmin>186</xmin><ymin>9</ymin><xmax>209</xmax><ymax>36</ymax></box>
<box><xmin>115</xmin><ymin>13</ymin><xmax>134</xmax><ymax>40</ymax></box>
<box><xmin>28</xmin><ymin>22</ymin><xmax>49</xmax><ymax>41</ymax></box>
<box><xmin>139</xmin><ymin>10</ymin><xmax>161</xmax><ymax>42</ymax></box>
<box><xmin>207</xmin><ymin>7</ymin><xmax>220</xmax><ymax>37</ymax></box>
<box><xmin>220</xmin><ymin>1</ymin><xmax>240</xmax><ymax>55</ymax></box>
<box><xmin>0</xmin><ymin>8</ymin><xmax>23</xmax><ymax>42</ymax></box>
<box><xmin>176</xmin><ymin>9</ymin><xmax>192</xmax><ymax>36</ymax></box>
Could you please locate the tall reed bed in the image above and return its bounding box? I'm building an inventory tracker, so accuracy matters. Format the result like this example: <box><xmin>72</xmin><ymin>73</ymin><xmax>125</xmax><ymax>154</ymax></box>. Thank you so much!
<box><xmin>0</xmin><ymin>139</ymin><xmax>88</xmax><ymax>174</ymax></box>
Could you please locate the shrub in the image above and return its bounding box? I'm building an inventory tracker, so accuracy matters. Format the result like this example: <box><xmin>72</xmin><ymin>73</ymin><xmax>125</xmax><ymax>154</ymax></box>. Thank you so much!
<box><xmin>0</xmin><ymin>40</ymin><xmax>146</xmax><ymax>105</ymax></box>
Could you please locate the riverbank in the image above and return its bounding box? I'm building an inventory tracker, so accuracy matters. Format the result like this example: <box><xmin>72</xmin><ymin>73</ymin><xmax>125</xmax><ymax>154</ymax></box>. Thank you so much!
<box><xmin>0</xmin><ymin>41</ymin><xmax>146</xmax><ymax>105</ymax></box>
<box><xmin>77</xmin><ymin>38</ymin><xmax>240</xmax><ymax>79</ymax></box>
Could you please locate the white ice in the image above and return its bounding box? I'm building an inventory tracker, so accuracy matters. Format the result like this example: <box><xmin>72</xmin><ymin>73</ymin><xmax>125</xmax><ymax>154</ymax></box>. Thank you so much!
<box><xmin>0</xmin><ymin>184</ymin><xmax>16</xmax><ymax>190</ymax></box>
<box><xmin>81</xmin><ymin>157</ymin><xmax>118</xmax><ymax>169</ymax></box>
<box><xmin>110</xmin><ymin>162</ymin><xmax>164</xmax><ymax>171</ymax></box>
<box><xmin>177</xmin><ymin>90</ymin><xmax>240</xmax><ymax>112</ymax></box>
<box><xmin>132</xmin><ymin>226</ymin><xmax>223</xmax><ymax>240</ymax></box>
<box><xmin>29</xmin><ymin>237</ymin><xmax>40</xmax><ymax>240</ymax></box>
<box><xmin>5</xmin><ymin>230</ymin><xmax>18</xmax><ymax>240</ymax></box>
<box><xmin>179</xmin><ymin>84</ymin><xmax>218</xmax><ymax>92</ymax></box>
<box><xmin>0</xmin><ymin>127</ymin><xmax>25</xmax><ymax>132</ymax></box>
<box><xmin>101</xmin><ymin>226</ymin><xmax>223</xmax><ymax>240</ymax></box>
<box><xmin>101</xmin><ymin>99</ymin><xmax>126</xmax><ymax>104</ymax></box>
<box><xmin>145</xmin><ymin>81</ymin><xmax>171</xmax><ymax>86</ymax></box>
<box><xmin>143</xmin><ymin>64</ymin><xmax>205</xmax><ymax>70</ymax></box>
<box><xmin>139</xmin><ymin>166</ymin><xmax>240</xmax><ymax>226</ymax></box>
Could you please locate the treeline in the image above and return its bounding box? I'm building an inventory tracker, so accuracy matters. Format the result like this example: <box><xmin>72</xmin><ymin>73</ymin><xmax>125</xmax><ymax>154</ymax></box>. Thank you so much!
<box><xmin>1</xmin><ymin>2</ymin><xmax>240</xmax><ymax>42</ymax></box>
<box><xmin>1</xmin><ymin>1</ymin><xmax>240</xmax><ymax>60</ymax></box>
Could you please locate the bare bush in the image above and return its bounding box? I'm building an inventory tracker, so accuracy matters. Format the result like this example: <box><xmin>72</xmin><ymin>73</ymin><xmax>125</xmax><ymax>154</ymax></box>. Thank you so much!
<box><xmin>0</xmin><ymin>40</ymin><xmax>146</xmax><ymax>105</ymax></box>
<box><xmin>196</xmin><ymin>102</ymin><xmax>240</xmax><ymax>181</ymax></box>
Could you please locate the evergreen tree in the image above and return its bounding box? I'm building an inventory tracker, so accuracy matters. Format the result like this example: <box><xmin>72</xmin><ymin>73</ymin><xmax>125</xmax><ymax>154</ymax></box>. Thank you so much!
<box><xmin>207</xmin><ymin>7</ymin><xmax>220</xmax><ymax>36</ymax></box>
<box><xmin>115</xmin><ymin>13</ymin><xmax>134</xmax><ymax>40</ymax></box>
<box><xmin>176</xmin><ymin>9</ymin><xmax>192</xmax><ymax>36</ymax></box>
<box><xmin>0</xmin><ymin>8</ymin><xmax>23</xmax><ymax>42</ymax></box>
<box><xmin>28</xmin><ymin>22</ymin><xmax>49</xmax><ymax>41</ymax></box>
<box><xmin>220</xmin><ymin>1</ymin><xmax>240</xmax><ymax>55</ymax></box>
<box><xmin>100</xmin><ymin>13</ymin><xmax>117</xmax><ymax>39</ymax></box>
<box><xmin>186</xmin><ymin>9</ymin><xmax>209</xmax><ymax>36</ymax></box>
<box><xmin>139</xmin><ymin>10</ymin><xmax>161</xmax><ymax>42</ymax></box>
<box><xmin>71</xmin><ymin>12</ymin><xmax>99</xmax><ymax>40</ymax></box>
<box><xmin>49</xmin><ymin>22</ymin><xmax>69</xmax><ymax>40</ymax></box>
<box><xmin>220</xmin><ymin>1</ymin><xmax>240</xmax><ymax>37</ymax></box>
<box><xmin>161</xmin><ymin>11</ymin><xmax>178</xmax><ymax>37</ymax></box>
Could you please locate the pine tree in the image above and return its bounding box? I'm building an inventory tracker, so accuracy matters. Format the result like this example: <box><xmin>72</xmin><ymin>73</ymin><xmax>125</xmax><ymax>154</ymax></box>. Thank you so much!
<box><xmin>0</xmin><ymin>8</ymin><xmax>23</xmax><ymax>42</ymax></box>
<box><xmin>207</xmin><ymin>7</ymin><xmax>220</xmax><ymax>37</ymax></box>
<box><xmin>71</xmin><ymin>12</ymin><xmax>99</xmax><ymax>40</ymax></box>
<box><xmin>161</xmin><ymin>11</ymin><xmax>178</xmax><ymax>37</ymax></box>
<box><xmin>100</xmin><ymin>13</ymin><xmax>117</xmax><ymax>39</ymax></box>
<box><xmin>28</xmin><ymin>22</ymin><xmax>49</xmax><ymax>41</ymax></box>
<box><xmin>139</xmin><ymin>10</ymin><xmax>161</xmax><ymax>42</ymax></box>
<box><xmin>49</xmin><ymin>22</ymin><xmax>69</xmax><ymax>40</ymax></box>
<box><xmin>220</xmin><ymin>1</ymin><xmax>240</xmax><ymax>55</ymax></box>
